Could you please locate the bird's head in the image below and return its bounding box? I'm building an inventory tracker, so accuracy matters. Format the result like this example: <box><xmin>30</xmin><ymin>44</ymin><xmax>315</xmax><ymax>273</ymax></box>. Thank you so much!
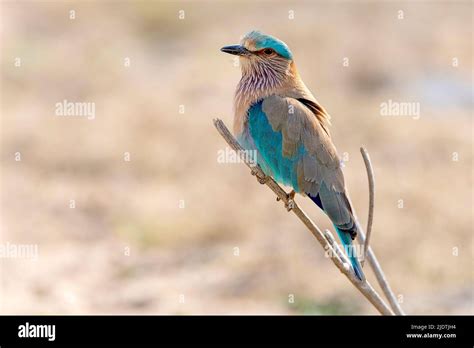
<box><xmin>221</xmin><ymin>31</ymin><xmax>294</xmax><ymax>82</ymax></box>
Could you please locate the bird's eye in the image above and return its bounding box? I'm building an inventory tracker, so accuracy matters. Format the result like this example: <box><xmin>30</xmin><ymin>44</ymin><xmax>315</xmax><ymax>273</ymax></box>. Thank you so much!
<box><xmin>263</xmin><ymin>48</ymin><xmax>274</xmax><ymax>55</ymax></box>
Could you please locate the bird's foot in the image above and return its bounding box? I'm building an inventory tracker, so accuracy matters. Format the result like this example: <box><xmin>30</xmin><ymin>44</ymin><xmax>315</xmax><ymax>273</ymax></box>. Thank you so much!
<box><xmin>251</xmin><ymin>168</ymin><xmax>268</xmax><ymax>184</ymax></box>
<box><xmin>278</xmin><ymin>190</ymin><xmax>295</xmax><ymax>211</ymax></box>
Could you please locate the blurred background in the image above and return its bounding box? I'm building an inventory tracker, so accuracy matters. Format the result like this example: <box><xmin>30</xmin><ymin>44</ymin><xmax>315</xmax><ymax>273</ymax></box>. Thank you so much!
<box><xmin>0</xmin><ymin>1</ymin><xmax>472</xmax><ymax>314</ymax></box>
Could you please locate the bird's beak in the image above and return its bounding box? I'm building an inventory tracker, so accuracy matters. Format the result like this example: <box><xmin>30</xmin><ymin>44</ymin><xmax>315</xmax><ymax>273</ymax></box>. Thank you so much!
<box><xmin>220</xmin><ymin>45</ymin><xmax>249</xmax><ymax>56</ymax></box>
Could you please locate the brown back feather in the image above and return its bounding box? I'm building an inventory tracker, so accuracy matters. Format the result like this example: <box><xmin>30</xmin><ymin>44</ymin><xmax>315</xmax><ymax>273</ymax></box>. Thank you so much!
<box><xmin>297</xmin><ymin>98</ymin><xmax>332</xmax><ymax>136</ymax></box>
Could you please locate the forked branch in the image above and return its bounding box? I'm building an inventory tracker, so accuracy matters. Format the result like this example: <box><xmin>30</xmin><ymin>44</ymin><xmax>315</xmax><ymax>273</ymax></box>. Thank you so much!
<box><xmin>357</xmin><ymin>147</ymin><xmax>405</xmax><ymax>315</ymax></box>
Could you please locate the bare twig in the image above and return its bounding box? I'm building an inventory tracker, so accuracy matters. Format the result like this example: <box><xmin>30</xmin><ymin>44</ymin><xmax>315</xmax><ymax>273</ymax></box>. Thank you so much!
<box><xmin>354</xmin><ymin>148</ymin><xmax>405</xmax><ymax>315</ymax></box>
<box><xmin>355</xmin><ymin>224</ymin><xmax>405</xmax><ymax>315</ymax></box>
<box><xmin>360</xmin><ymin>147</ymin><xmax>375</xmax><ymax>267</ymax></box>
<box><xmin>214</xmin><ymin>118</ymin><xmax>395</xmax><ymax>315</ymax></box>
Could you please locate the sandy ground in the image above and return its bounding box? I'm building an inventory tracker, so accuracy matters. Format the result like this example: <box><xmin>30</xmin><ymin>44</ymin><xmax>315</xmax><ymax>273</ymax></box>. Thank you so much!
<box><xmin>0</xmin><ymin>1</ymin><xmax>472</xmax><ymax>314</ymax></box>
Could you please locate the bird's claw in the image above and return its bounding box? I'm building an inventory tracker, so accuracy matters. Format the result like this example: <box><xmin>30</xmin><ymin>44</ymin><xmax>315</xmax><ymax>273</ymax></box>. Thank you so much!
<box><xmin>251</xmin><ymin>168</ymin><xmax>268</xmax><ymax>184</ymax></box>
<box><xmin>285</xmin><ymin>199</ymin><xmax>295</xmax><ymax>212</ymax></box>
<box><xmin>283</xmin><ymin>190</ymin><xmax>296</xmax><ymax>211</ymax></box>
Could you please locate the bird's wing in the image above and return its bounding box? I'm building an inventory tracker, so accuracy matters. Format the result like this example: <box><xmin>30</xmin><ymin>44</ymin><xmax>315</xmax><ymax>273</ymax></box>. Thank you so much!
<box><xmin>250</xmin><ymin>95</ymin><xmax>355</xmax><ymax>234</ymax></box>
<box><xmin>260</xmin><ymin>95</ymin><xmax>343</xmax><ymax>193</ymax></box>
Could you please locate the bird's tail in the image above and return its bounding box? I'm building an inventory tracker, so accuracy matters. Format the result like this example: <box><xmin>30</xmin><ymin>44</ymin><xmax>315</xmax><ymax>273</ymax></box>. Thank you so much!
<box><xmin>335</xmin><ymin>225</ymin><xmax>364</xmax><ymax>281</ymax></box>
<box><xmin>308</xmin><ymin>192</ymin><xmax>365</xmax><ymax>281</ymax></box>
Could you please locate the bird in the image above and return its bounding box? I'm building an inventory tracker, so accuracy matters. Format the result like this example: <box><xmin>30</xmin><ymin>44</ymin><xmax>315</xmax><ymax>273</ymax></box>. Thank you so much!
<box><xmin>221</xmin><ymin>30</ymin><xmax>365</xmax><ymax>281</ymax></box>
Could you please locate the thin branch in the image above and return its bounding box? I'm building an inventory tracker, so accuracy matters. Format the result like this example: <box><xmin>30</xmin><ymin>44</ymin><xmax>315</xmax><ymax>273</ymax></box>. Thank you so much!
<box><xmin>360</xmin><ymin>147</ymin><xmax>374</xmax><ymax>267</ymax></box>
<box><xmin>213</xmin><ymin>118</ymin><xmax>394</xmax><ymax>315</ymax></box>
<box><xmin>337</xmin><ymin>147</ymin><xmax>404</xmax><ymax>315</ymax></box>
<box><xmin>354</xmin><ymin>148</ymin><xmax>405</xmax><ymax>315</ymax></box>
<box><xmin>355</xmin><ymin>224</ymin><xmax>406</xmax><ymax>315</ymax></box>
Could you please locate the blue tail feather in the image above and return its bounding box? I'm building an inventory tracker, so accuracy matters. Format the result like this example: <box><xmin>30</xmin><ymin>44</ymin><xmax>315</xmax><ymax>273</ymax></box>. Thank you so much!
<box><xmin>309</xmin><ymin>193</ymin><xmax>365</xmax><ymax>280</ymax></box>
<box><xmin>335</xmin><ymin>226</ymin><xmax>364</xmax><ymax>281</ymax></box>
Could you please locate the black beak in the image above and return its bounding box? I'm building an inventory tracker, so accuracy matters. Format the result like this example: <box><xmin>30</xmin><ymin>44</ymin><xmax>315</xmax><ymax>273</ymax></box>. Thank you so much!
<box><xmin>220</xmin><ymin>45</ymin><xmax>249</xmax><ymax>56</ymax></box>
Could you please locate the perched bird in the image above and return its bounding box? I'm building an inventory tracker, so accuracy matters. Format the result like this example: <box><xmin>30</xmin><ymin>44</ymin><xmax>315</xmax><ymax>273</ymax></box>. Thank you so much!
<box><xmin>221</xmin><ymin>30</ymin><xmax>365</xmax><ymax>280</ymax></box>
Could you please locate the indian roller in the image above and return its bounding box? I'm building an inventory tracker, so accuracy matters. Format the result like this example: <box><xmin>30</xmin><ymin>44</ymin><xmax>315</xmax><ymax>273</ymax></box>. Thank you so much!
<box><xmin>221</xmin><ymin>30</ymin><xmax>365</xmax><ymax>280</ymax></box>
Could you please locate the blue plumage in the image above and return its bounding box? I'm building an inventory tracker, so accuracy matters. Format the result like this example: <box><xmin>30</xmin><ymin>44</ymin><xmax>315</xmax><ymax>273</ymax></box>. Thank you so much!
<box><xmin>247</xmin><ymin>31</ymin><xmax>293</xmax><ymax>59</ymax></box>
<box><xmin>335</xmin><ymin>227</ymin><xmax>364</xmax><ymax>281</ymax></box>
<box><xmin>248</xmin><ymin>101</ymin><xmax>303</xmax><ymax>191</ymax></box>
